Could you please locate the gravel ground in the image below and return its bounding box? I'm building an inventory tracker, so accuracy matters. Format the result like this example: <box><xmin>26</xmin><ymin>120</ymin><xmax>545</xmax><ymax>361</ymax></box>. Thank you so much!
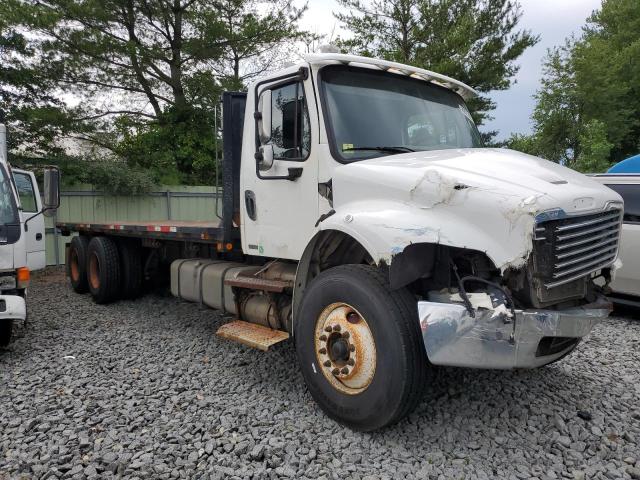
<box><xmin>1</xmin><ymin>267</ymin><xmax>639</xmax><ymax>480</ymax></box>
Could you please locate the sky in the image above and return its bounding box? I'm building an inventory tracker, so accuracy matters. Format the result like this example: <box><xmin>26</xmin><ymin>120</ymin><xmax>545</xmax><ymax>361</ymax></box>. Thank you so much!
<box><xmin>299</xmin><ymin>0</ymin><xmax>602</xmax><ymax>140</ymax></box>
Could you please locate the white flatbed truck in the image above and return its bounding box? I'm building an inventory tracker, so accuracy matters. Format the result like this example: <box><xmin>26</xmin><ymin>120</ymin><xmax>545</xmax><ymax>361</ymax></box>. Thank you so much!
<box><xmin>59</xmin><ymin>54</ymin><xmax>622</xmax><ymax>430</ymax></box>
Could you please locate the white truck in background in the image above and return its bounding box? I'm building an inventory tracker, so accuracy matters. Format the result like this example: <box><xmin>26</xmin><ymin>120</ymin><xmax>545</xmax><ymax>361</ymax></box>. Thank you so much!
<box><xmin>0</xmin><ymin>119</ymin><xmax>60</xmax><ymax>346</ymax></box>
<box><xmin>591</xmin><ymin>174</ymin><xmax>640</xmax><ymax>305</ymax></box>
<box><xmin>58</xmin><ymin>54</ymin><xmax>623</xmax><ymax>431</ymax></box>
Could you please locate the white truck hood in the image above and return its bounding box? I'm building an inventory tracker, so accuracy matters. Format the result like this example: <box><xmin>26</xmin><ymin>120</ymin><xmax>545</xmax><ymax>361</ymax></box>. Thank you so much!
<box><xmin>327</xmin><ymin>148</ymin><xmax>623</xmax><ymax>270</ymax></box>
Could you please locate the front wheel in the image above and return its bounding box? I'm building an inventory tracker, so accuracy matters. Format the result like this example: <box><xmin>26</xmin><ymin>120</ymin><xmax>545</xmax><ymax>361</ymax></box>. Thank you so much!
<box><xmin>295</xmin><ymin>265</ymin><xmax>428</xmax><ymax>431</ymax></box>
<box><xmin>0</xmin><ymin>320</ymin><xmax>12</xmax><ymax>347</ymax></box>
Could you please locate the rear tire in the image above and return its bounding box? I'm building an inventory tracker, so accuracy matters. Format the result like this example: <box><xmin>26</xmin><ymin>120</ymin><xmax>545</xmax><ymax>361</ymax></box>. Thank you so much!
<box><xmin>117</xmin><ymin>239</ymin><xmax>143</xmax><ymax>299</ymax></box>
<box><xmin>0</xmin><ymin>320</ymin><xmax>12</xmax><ymax>347</ymax></box>
<box><xmin>87</xmin><ymin>236</ymin><xmax>121</xmax><ymax>304</ymax></box>
<box><xmin>67</xmin><ymin>236</ymin><xmax>90</xmax><ymax>293</ymax></box>
<box><xmin>295</xmin><ymin>264</ymin><xmax>427</xmax><ymax>431</ymax></box>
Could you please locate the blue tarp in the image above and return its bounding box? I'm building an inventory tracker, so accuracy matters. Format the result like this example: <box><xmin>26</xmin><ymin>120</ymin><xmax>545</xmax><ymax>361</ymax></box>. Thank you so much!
<box><xmin>608</xmin><ymin>154</ymin><xmax>640</xmax><ymax>173</ymax></box>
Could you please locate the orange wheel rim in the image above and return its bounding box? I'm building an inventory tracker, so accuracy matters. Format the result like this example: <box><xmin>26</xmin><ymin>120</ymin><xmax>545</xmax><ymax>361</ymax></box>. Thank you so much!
<box><xmin>70</xmin><ymin>250</ymin><xmax>79</xmax><ymax>282</ymax></box>
<box><xmin>88</xmin><ymin>253</ymin><xmax>100</xmax><ymax>290</ymax></box>
<box><xmin>314</xmin><ymin>303</ymin><xmax>376</xmax><ymax>395</ymax></box>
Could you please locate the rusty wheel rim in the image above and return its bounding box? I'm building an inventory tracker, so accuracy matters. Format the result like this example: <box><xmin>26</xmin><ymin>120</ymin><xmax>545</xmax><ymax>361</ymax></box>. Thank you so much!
<box><xmin>88</xmin><ymin>253</ymin><xmax>100</xmax><ymax>290</ymax></box>
<box><xmin>314</xmin><ymin>302</ymin><xmax>376</xmax><ymax>395</ymax></box>
<box><xmin>69</xmin><ymin>249</ymin><xmax>80</xmax><ymax>282</ymax></box>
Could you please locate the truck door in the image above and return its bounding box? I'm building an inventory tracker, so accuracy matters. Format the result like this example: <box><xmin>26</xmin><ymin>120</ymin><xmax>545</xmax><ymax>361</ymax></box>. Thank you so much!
<box><xmin>241</xmin><ymin>72</ymin><xmax>319</xmax><ymax>259</ymax></box>
<box><xmin>12</xmin><ymin>169</ymin><xmax>46</xmax><ymax>270</ymax></box>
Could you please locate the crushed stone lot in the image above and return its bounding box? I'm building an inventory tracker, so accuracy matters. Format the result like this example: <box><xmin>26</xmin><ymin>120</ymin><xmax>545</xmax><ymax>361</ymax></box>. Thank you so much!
<box><xmin>1</xmin><ymin>268</ymin><xmax>639</xmax><ymax>480</ymax></box>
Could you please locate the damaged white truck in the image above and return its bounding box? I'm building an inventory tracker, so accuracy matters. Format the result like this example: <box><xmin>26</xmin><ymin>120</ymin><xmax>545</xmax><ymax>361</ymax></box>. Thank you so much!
<box><xmin>59</xmin><ymin>54</ymin><xmax>622</xmax><ymax>431</ymax></box>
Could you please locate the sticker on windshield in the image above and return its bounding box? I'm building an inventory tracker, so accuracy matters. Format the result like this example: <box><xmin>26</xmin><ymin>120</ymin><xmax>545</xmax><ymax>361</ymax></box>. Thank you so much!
<box><xmin>342</xmin><ymin>143</ymin><xmax>354</xmax><ymax>151</ymax></box>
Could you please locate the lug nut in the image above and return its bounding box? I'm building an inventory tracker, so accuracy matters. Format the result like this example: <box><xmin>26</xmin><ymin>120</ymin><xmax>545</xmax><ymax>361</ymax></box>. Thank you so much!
<box><xmin>318</xmin><ymin>347</ymin><xmax>327</xmax><ymax>354</ymax></box>
<box><xmin>341</xmin><ymin>367</ymin><xmax>349</xmax><ymax>374</ymax></box>
<box><xmin>342</xmin><ymin>331</ymin><xmax>350</xmax><ymax>339</ymax></box>
<box><xmin>349</xmin><ymin>344</ymin><xmax>356</xmax><ymax>352</ymax></box>
<box><xmin>347</xmin><ymin>359</ymin><xmax>355</xmax><ymax>366</ymax></box>
<box><xmin>323</xmin><ymin>360</ymin><xmax>331</xmax><ymax>367</ymax></box>
<box><xmin>333</xmin><ymin>324</ymin><xmax>341</xmax><ymax>332</ymax></box>
<box><xmin>332</xmin><ymin>368</ymin><xmax>340</xmax><ymax>376</ymax></box>
<box><xmin>324</xmin><ymin>326</ymin><xmax>332</xmax><ymax>333</ymax></box>
<box><xmin>319</xmin><ymin>334</ymin><xmax>327</xmax><ymax>341</ymax></box>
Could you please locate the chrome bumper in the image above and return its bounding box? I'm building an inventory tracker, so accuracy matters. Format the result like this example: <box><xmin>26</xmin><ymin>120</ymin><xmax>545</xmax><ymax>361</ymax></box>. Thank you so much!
<box><xmin>0</xmin><ymin>295</ymin><xmax>26</xmax><ymax>322</ymax></box>
<box><xmin>418</xmin><ymin>297</ymin><xmax>610</xmax><ymax>369</ymax></box>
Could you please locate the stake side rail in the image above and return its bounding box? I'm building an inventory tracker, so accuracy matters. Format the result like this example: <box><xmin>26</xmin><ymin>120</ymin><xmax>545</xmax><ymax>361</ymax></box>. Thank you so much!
<box><xmin>56</xmin><ymin>220</ymin><xmax>227</xmax><ymax>244</ymax></box>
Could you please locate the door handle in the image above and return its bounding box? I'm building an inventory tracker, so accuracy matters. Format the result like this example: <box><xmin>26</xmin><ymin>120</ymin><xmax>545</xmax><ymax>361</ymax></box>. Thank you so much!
<box><xmin>35</xmin><ymin>233</ymin><xmax>43</xmax><ymax>241</ymax></box>
<box><xmin>245</xmin><ymin>190</ymin><xmax>257</xmax><ymax>221</ymax></box>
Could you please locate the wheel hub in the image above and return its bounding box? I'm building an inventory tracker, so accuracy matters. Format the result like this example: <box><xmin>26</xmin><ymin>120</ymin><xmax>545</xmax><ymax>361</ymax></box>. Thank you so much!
<box><xmin>88</xmin><ymin>253</ymin><xmax>100</xmax><ymax>290</ymax></box>
<box><xmin>329</xmin><ymin>335</ymin><xmax>350</xmax><ymax>363</ymax></box>
<box><xmin>314</xmin><ymin>303</ymin><xmax>376</xmax><ymax>395</ymax></box>
<box><xmin>69</xmin><ymin>250</ymin><xmax>79</xmax><ymax>281</ymax></box>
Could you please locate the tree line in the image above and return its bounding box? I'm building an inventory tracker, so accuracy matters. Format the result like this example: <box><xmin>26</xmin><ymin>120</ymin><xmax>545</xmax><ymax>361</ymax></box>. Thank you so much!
<box><xmin>505</xmin><ymin>0</ymin><xmax>639</xmax><ymax>173</ymax></box>
<box><xmin>1</xmin><ymin>0</ymin><xmax>536</xmax><ymax>191</ymax></box>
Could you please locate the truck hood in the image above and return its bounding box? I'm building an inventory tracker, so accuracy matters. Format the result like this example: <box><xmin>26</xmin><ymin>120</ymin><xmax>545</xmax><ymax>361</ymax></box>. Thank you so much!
<box><xmin>328</xmin><ymin>148</ymin><xmax>623</xmax><ymax>269</ymax></box>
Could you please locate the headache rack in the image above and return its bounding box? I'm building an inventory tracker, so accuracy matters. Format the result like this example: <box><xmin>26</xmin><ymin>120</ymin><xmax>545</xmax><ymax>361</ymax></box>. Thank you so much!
<box><xmin>530</xmin><ymin>207</ymin><xmax>622</xmax><ymax>304</ymax></box>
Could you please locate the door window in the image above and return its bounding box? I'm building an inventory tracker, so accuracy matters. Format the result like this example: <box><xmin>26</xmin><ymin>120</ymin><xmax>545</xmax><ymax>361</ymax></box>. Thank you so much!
<box><xmin>13</xmin><ymin>172</ymin><xmax>38</xmax><ymax>213</ymax></box>
<box><xmin>606</xmin><ymin>183</ymin><xmax>640</xmax><ymax>223</ymax></box>
<box><xmin>270</xmin><ymin>82</ymin><xmax>310</xmax><ymax>160</ymax></box>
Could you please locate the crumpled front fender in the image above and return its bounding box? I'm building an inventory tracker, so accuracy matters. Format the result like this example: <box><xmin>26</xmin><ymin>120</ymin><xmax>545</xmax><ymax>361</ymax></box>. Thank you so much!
<box><xmin>319</xmin><ymin>197</ymin><xmax>536</xmax><ymax>271</ymax></box>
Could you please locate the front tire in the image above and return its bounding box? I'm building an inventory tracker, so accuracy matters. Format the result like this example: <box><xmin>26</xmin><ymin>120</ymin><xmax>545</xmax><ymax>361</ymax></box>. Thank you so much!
<box><xmin>295</xmin><ymin>265</ymin><xmax>427</xmax><ymax>431</ymax></box>
<box><xmin>87</xmin><ymin>236</ymin><xmax>121</xmax><ymax>304</ymax></box>
<box><xmin>0</xmin><ymin>320</ymin><xmax>12</xmax><ymax>347</ymax></box>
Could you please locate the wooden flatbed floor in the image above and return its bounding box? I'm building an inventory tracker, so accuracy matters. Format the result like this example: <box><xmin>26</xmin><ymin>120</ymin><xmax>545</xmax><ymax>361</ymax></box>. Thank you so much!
<box><xmin>57</xmin><ymin>220</ymin><xmax>225</xmax><ymax>244</ymax></box>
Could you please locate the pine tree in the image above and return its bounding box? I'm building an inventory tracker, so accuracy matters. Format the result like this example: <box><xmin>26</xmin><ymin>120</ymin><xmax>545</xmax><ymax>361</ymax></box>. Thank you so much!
<box><xmin>335</xmin><ymin>0</ymin><xmax>538</xmax><ymax>134</ymax></box>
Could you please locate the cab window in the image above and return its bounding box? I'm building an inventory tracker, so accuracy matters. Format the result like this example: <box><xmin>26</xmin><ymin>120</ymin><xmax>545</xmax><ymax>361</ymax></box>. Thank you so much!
<box><xmin>13</xmin><ymin>172</ymin><xmax>38</xmax><ymax>213</ymax></box>
<box><xmin>270</xmin><ymin>82</ymin><xmax>310</xmax><ymax>160</ymax></box>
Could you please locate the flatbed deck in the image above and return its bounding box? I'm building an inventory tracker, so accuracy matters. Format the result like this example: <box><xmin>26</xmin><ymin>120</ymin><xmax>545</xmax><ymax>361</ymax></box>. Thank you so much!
<box><xmin>57</xmin><ymin>220</ymin><xmax>225</xmax><ymax>244</ymax></box>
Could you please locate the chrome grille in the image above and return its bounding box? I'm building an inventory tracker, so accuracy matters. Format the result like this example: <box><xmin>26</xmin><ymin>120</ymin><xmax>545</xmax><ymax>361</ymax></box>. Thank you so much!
<box><xmin>533</xmin><ymin>208</ymin><xmax>622</xmax><ymax>289</ymax></box>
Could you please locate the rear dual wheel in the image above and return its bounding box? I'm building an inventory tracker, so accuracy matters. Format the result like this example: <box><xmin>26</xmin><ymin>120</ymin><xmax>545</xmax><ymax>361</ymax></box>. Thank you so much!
<box><xmin>68</xmin><ymin>236</ymin><xmax>90</xmax><ymax>293</ymax></box>
<box><xmin>87</xmin><ymin>236</ymin><xmax>121</xmax><ymax>304</ymax></box>
<box><xmin>295</xmin><ymin>264</ymin><xmax>428</xmax><ymax>431</ymax></box>
<box><xmin>67</xmin><ymin>236</ymin><xmax>143</xmax><ymax>304</ymax></box>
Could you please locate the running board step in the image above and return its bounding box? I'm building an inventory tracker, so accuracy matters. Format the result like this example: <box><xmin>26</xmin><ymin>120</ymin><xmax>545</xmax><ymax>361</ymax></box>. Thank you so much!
<box><xmin>224</xmin><ymin>276</ymin><xmax>292</xmax><ymax>293</ymax></box>
<box><xmin>216</xmin><ymin>320</ymin><xmax>289</xmax><ymax>351</ymax></box>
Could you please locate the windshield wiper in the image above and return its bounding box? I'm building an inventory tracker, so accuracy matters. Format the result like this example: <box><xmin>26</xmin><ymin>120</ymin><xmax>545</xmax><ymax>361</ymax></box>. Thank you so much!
<box><xmin>342</xmin><ymin>146</ymin><xmax>415</xmax><ymax>154</ymax></box>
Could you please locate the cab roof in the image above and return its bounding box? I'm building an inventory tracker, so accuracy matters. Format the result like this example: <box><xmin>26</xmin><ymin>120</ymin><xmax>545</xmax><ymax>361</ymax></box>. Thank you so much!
<box><xmin>303</xmin><ymin>53</ymin><xmax>478</xmax><ymax>100</ymax></box>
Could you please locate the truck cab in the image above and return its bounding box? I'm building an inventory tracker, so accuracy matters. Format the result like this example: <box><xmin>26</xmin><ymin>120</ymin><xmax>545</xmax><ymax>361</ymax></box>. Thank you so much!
<box><xmin>60</xmin><ymin>54</ymin><xmax>623</xmax><ymax>431</ymax></box>
<box><xmin>0</xmin><ymin>122</ymin><xmax>59</xmax><ymax>346</ymax></box>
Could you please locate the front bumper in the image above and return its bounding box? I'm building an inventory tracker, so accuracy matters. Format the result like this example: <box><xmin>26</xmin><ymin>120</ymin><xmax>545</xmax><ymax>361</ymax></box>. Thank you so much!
<box><xmin>0</xmin><ymin>295</ymin><xmax>26</xmax><ymax>322</ymax></box>
<box><xmin>418</xmin><ymin>296</ymin><xmax>610</xmax><ymax>369</ymax></box>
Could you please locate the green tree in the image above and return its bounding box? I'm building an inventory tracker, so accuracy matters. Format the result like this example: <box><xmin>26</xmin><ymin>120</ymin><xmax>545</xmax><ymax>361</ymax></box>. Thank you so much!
<box><xmin>573</xmin><ymin>0</ymin><xmax>640</xmax><ymax>161</ymax></box>
<box><xmin>530</xmin><ymin>43</ymin><xmax>582</xmax><ymax>165</ymax></box>
<box><xmin>527</xmin><ymin>0</ymin><xmax>640</xmax><ymax>170</ymax></box>
<box><xmin>0</xmin><ymin>16</ymin><xmax>72</xmax><ymax>158</ymax></box>
<box><xmin>0</xmin><ymin>0</ymin><xmax>306</xmax><ymax>187</ymax></box>
<box><xmin>574</xmin><ymin>119</ymin><xmax>614</xmax><ymax>173</ymax></box>
<box><xmin>503</xmin><ymin>132</ymin><xmax>542</xmax><ymax>157</ymax></box>
<box><xmin>335</xmin><ymin>0</ymin><xmax>538</xmax><ymax>131</ymax></box>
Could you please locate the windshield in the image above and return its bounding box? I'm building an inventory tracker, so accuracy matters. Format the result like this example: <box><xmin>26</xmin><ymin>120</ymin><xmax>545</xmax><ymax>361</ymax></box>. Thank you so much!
<box><xmin>320</xmin><ymin>66</ymin><xmax>482</xmax><ymax>162</ymax></box>
<box><xmin>0</xmin><ymin>164</ymin><xmax>19</xmax><ymax>225</ymax></box>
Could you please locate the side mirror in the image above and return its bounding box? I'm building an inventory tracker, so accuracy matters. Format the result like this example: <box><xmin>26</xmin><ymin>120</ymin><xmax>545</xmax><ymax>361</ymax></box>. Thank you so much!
<box><xmin>257</xmin><ymin>89</ymin><xmax>272</xmax><ymax>144</ymax></box>
<box><xmin>256</xmin><ymin>144</ymin><xmax>274</xmax><ymax>171</ymax></box>
<box><xmin>43</xmin><ymin>166</ymin><xmax>60</xmax><ymax>211</ymax></box>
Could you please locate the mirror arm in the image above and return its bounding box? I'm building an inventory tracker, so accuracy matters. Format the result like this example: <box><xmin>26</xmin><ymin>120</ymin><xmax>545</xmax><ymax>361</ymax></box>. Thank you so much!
<box><xmin>23</xmin><ymin>207</ymin><xmax>54</xmax><ymax>232</ymax></box>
